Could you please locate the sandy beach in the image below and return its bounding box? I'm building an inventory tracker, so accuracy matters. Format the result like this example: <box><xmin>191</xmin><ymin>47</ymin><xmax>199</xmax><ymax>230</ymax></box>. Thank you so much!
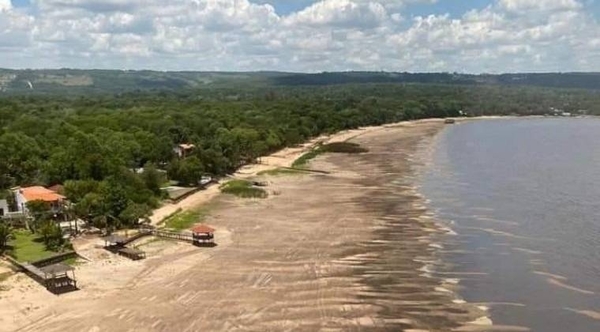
<box><xmin>0</xmin><ymin>119</ymin><xmax>488</xmax><ymax>332</ymax></box>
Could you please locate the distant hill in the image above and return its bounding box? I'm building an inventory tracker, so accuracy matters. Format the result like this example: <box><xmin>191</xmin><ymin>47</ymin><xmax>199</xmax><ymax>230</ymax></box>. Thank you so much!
<box><xmin>271</xmin><ymin>72</ymin><xmax>600</xmax><ymax>90</ymax></box>
<box><xmin>0</xmin><ymin>69</ymin><xmax>599</xmax><ymax>95</ymax></box>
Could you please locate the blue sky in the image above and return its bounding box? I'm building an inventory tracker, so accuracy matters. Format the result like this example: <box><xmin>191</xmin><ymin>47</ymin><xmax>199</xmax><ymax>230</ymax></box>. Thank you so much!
<box><xmin>1</xmin><ymin>0</ymin><xmax>599</xmax><ymax>72</ymax></box>
<box><xmin>257</xmin><ymin>0</ymin><xmax>600</xmax><ymax>18</ymax></box>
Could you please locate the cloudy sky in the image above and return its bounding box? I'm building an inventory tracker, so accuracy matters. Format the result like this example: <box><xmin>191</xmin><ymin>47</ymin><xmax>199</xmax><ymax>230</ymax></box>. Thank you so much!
<box><xmin>1</xmin><ymin>0</ymin><xmax>599</xmax><ymax>72</ymax></box>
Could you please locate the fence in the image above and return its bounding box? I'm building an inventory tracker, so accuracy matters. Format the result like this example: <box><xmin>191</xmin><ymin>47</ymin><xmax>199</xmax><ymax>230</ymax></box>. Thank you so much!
<box><xmin>152</xmin><ymin>230</ymin><xmax>194</xmax><ymax>243</ymax></box>
<box><xmin>31</xmin><ymin>251</ymin><xmax>79</xmax><ymax>268</ymax></box>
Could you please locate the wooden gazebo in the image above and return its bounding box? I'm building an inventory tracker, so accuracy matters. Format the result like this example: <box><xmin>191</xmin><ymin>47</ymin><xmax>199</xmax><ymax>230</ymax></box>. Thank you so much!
<box><xmin>191</xmin><ymin>225</ymin><xmax>215</xmax><ymax>246</ymax></box>
<box><xmin>39</xmin><ymin>263</ymin><xmax>77</xmax><ymax>292</ymax></box>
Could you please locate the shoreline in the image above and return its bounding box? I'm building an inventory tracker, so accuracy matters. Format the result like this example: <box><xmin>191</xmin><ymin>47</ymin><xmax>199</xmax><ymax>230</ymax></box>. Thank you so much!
<box><xmin>1</xmin><ymin>118</ymin><xmax>489</xmax><ymax>331</ymax></box>
<box><xmin>148</xmin><ymin>115</ymin><xmax>506</xmax><ymax>226</ymax></box>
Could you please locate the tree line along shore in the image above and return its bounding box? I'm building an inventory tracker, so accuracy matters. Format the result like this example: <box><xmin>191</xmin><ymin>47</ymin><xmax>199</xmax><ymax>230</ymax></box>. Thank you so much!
<box><xmin>0</xmin><ymin>82</ymin><xmax>599</xmax><ymax>261</ymax></box>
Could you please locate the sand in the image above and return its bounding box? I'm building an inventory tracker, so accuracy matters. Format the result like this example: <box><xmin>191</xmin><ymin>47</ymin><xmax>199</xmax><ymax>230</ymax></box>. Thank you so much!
<box><xmin>0</xmin><ymin>118</ymin><xmax>489</xmax><ymax>332</ymax></box>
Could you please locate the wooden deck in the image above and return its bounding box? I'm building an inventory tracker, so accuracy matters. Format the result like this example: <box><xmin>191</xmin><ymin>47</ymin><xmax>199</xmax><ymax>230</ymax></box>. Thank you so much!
<box><xmin>152</xmin><ymin>229</ymin><xmax>194</xmax><ymax>242</ymax></box>
<box><xmin>22</xmin><ymin>263</ymin><xmax>46</xmax><ymax>281</ymax></box>
<box><xmin>21</xmin><ymin>262</ymin><xmax>77</xmax><ymax>292</ymax></box>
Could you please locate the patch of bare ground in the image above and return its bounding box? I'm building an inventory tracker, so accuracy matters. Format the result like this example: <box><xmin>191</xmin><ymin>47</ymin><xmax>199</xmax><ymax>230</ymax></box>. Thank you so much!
<box><xmin>3</xmin><ymin>120</ymin><xmax>485</xmax><ymax>332</ymax></box>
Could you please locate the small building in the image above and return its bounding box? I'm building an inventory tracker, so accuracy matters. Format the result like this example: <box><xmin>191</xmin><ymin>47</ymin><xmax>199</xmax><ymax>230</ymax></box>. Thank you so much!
<box><xmin>39</xmin><ymin>263</ymin><xmax>77</xmax><ymax>292</ymax></box>
<box><xmin>13</xmin><ymin>186</ymin><xmax>66</xmax><ymax>214</ymax></box>
<box><xmin>173</xmin><ymin>144</ymin><xmax>195</xmax><ymax>158</ymax></box>
<box><xmin>191</xmin><ymin>225</ymin><xmax>215</xmax><ymax>246</ymax></box>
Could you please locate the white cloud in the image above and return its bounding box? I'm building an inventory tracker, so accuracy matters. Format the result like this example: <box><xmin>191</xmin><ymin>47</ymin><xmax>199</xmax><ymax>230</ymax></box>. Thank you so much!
<box><xmin>0</xmin><ymin>0</ymin><xmax>598</xmax><ymax>72</ymax></box>
<box><xmin>0</xmin><ymin>0</ymin><xmax>11</xmax><ymax>11</ymax></box>
<box><xmin>283</xmin><ymin>0</ymin><xmax>388</xmax><ymax>28</ymax></box>
<box><xmin>498</xmin><ymin>0</ymin><xmax>582</xmax><ymax>12</ymax></box>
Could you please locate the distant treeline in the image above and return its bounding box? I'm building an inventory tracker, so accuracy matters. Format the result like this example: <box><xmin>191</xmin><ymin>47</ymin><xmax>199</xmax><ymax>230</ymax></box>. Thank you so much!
<box><xmin>1</xmin><ymin>83</ymin><xmax>599</xmax><ymax>228</ymax></box>
<box><xmin>1</xmin><ymin>69</ymin><xmax>600</xmax><ymax>95</ymax></box>
<box><xmin>273</xmin><ymin>72</ymin><xmax>600</xmax><ymax>90</ymax></box>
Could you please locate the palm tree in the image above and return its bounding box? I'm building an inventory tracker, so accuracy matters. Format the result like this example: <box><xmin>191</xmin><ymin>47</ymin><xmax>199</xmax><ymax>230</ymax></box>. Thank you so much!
<box><xmin>0</xmin><ymin>222</ymin><xmax>12</xmax><ymax>253</ymax></box>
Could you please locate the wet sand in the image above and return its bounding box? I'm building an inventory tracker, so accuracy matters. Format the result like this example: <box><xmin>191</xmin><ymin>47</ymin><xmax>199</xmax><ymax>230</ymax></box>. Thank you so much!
<box><xmin>1</xmin><ymin>120</ymin><xmax>486</xmax><ymax>331</ymax></box>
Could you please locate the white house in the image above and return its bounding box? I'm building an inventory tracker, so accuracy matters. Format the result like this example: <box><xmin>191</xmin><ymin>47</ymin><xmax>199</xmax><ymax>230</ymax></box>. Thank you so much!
<box><xmin>13</xmin><ymin>186</ymin><xmax>65</xmax><ymax>214</ymax></box>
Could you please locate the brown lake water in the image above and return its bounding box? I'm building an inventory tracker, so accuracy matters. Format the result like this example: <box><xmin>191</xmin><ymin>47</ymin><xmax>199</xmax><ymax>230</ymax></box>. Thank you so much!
<box><xmin>421</xmin><ymin>118</ymin><xmax>600</xmax><ymax>332</ymax></box>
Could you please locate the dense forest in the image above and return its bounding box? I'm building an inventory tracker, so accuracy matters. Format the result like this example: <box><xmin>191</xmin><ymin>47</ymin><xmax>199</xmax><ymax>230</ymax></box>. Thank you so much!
<box><xmin>1</xmin><ymin>69</ymin><xmax>600</xmax><ymax>95</ymax></box>
<box><xmin>1</xmin><ymin>79</ymin><xmax>600</xmax><ymax>231</ymax></box>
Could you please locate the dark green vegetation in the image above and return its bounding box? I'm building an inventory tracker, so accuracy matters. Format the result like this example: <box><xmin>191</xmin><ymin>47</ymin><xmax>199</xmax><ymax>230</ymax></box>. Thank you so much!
<box><xmin>1</xmin><ymin>71</ymin><xmax>600</xmax><ymax>236</ymax></box>
<box><xmin>220</xmin><ymin>180</ymin><xmax>268</xmax><ymax>199</ymax></box>
<box><xmin>293</xmin><ymin>142</ymin><xmax>368</xmax><ymax>168</ymax></box>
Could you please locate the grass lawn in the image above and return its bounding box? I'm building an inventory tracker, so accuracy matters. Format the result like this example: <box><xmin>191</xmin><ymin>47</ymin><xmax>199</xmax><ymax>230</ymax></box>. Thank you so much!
<box><xmin>257</xmin><ymin>168</ymin><xmax>304</xmax><ymax>176</ymax></box>
<box><xmin>220</xmin><ymin>180</ymin><xmax>268</xmax><ymax>199</ymax></box>
<box><xmin>164</xmin><ymin>208</ymin><xmax>210</xmax><ymax>231</ymax></box>
<box><xmin>292</xmin><ymin>148</ymin><xmax>323</xmax><ymax>168</ymax></box>
<box><xmin>8</xmin><ymin>231</ymin><xmax>57</xmax><ymax>263</ymax></box>
<box><xmin>292</xmin><ymin>142</ymin><xmax>368</xmax><ymax>168</ymax></box>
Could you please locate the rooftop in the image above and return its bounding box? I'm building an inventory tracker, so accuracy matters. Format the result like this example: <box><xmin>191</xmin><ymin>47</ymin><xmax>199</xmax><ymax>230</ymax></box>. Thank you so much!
<box><xmin>18</xmin><ymin>186</ymin><xmax>65</xmax><ymax>202</ymax></box>
<box><xmin>191</xmin><ymin>225</ymin><xmax>215</xmax><ymax>234</ymax></box>
<box><xmin>179</xmin><ymin>144</ymin><xmax>195</xmax><ymax>150</ymax></box>
<box><xmin>40</xmin><ymin>263</ymin><xmax>74</xmax><ymax>277</ymax></box>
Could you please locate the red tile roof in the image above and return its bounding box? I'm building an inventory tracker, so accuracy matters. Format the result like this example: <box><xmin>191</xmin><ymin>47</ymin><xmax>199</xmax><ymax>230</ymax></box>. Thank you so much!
<box><xmin>191</xmin><ymin>225</ymin><xmax>215</xmax><ymax>234</ymax></box>
<box><xmin>19</xmin><ymin>186</ymin><xmax>65</xmax><ymax>202</ymax></box>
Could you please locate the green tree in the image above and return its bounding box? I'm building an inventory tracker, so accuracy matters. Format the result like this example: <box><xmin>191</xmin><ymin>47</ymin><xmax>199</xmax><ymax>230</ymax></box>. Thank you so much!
<box><xmin>119</xmin><ymin>203</ymin><xmax>152</xmax><ymax>226</ymax></box>
<box><xmin>173</xmin><ymin>156</ymin><xmax>204</xmax><ymax>186</ymax></box>
<box><xmin>141</xmin><ymin>163</ymin><xmax>164</xmax><ymax>195</ymax></box>
<box><xmin>26</xmin><ymin>200</ymin><xmax>52</xmax><ymax>232</ymax></box>
<box><xmin>0</xmin><ymin>222</ymin><xmax>12</xmax><ymax>253</ymax></box>
<box><xmin>38</xmin><ymin>220</ymin><xmax>64</xmax><ymax>250</ymax></box>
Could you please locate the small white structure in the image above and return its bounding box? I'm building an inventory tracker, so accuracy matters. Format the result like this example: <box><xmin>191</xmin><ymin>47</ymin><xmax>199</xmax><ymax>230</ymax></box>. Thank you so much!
<box><xmin>173</xmin><ymin>144</ymin><xmax>195</xmax><ymax>158</ymax></box>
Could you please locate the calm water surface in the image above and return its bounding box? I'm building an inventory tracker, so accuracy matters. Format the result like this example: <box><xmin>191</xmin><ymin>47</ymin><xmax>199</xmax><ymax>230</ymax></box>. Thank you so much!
<box><xmin>422</xmin><ymin>118</ymin><xmax>600</xmax><ymax>332</ymax></box>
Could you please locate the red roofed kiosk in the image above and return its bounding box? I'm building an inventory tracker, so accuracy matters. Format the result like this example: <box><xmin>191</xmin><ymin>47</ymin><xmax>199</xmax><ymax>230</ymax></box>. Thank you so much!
<box><xmin>191</xmin><ymin>225</ymin><xmax>215</xmax><ymax>246</ymax></box>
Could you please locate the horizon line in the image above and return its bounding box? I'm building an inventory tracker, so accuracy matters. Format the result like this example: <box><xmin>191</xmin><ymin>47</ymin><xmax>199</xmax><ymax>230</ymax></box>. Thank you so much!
<box><xmin>1</xmin><ymin>68</ymin><xmax>599</xmax><ymax>75</ymax></box>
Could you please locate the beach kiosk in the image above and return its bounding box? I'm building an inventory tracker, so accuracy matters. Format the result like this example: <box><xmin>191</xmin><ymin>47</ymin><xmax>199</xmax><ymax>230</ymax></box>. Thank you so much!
<box><xmin>40</xmin><ymin>263</ymin><xmax>77</xmax><ymax>292</ymax></box>
<box><xmin>191</xmin><ymin>225</ymin><xmax>215</xmax><ymax>246</ymax></box>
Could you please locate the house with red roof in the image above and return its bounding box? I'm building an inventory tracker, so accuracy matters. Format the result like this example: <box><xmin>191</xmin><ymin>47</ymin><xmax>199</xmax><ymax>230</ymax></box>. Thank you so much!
<box><xmin>13</xmin><ymin>186</ymin><xmax>66</xmax><ymax>214</ymax></box>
